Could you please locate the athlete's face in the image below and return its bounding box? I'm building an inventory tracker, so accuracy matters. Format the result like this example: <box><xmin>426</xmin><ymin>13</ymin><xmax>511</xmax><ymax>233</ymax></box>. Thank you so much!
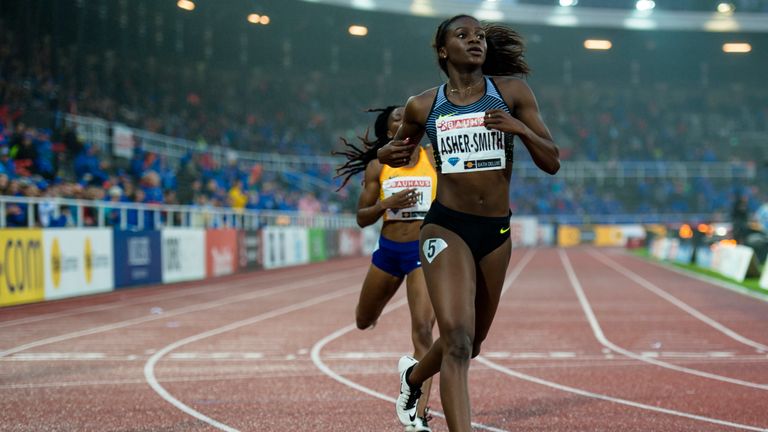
<box><xmin>387</xmin><ymin>107</ymin><xmax>405</xmax><ymax>139</ymax></box>
<box><xmin>439</xmin><ymin>17</ymin><xmax>486</xmax><ymax>69</ymax></box>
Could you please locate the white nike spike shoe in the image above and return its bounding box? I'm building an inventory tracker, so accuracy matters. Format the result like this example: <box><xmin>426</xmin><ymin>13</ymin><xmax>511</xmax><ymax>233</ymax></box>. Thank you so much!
<box><xmin>396</xmin><ymin>356</ymin><xmax>422</xmax><ymax>426</ymax></box>
<box><xmin>405</xmin><ymin>415</ymin><xmax>432</xmax><ymax>432</ymax></box>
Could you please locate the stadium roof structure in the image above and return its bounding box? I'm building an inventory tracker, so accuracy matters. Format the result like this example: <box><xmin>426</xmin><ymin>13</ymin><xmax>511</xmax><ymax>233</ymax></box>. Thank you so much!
<box><xmin>299</xmin><ymin>0</ymin><xmax>768</xmax><ymax>33</ymax></box>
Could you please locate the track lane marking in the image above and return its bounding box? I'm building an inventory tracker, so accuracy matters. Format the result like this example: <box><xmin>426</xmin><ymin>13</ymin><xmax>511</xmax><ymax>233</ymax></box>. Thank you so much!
<box><xmin>591</xmin><ymin>250</ymin><xmax>768</xmax><ymax>351</ymax></box>
<box><xmin>560</xmin><ymin>249</ymin><xmax>768</xmax><ymax>390</ymax></box>
<box><xmin>144</xmin><ymin>284</ymin><xmax>361</xmax><ymax>432</ymax></box>
<box><xmin>620</xmin><ymin>250</ymin><xmax>768</xmax><ymax>303</ymax></box>
<box><xmin>311</xmin><ymin>249</ymin><xmax>537</xmax><ymax>432</ymax></box>
<box><xmin>0</xmin><ymin>272</ymin><xmax>359</xmax><ymax>358</ymax></box>
<box><xmin>477</xmin><ymin>356</ymin><xmax>768</xmax><ymax>432</ymax></box>
<box><xmin>0</xmin><ymin>261</ymin><xmax>363</xmax><ymax>329</ymax></box>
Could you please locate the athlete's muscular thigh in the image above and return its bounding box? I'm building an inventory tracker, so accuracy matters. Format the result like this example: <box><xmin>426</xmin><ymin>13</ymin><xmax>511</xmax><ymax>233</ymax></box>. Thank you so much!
<box><xmin>472</xmin><ymin>238</ymin><xmax>511</xmax><ymax>356</ymax></box>
<box><xmin>419</xmin><ymin>224</ymin><xmax>477</xmax><ymax>335</ymax></box>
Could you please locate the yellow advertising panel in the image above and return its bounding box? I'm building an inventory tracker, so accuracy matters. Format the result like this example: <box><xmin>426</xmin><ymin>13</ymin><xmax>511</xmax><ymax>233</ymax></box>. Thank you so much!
<box><xmin>0</xmin><ymin>229</ymin><xmax>45</xmax><ymax>307</ymax></box>
<box><xmin>557</xmin><ymin>225</ymin><xmax>581</xmax><ymax>247</ymax></box>
<box><xmin>594</xmin><ymin>225</ymin><xmax>625</xmax><ymax>247</ymax></box>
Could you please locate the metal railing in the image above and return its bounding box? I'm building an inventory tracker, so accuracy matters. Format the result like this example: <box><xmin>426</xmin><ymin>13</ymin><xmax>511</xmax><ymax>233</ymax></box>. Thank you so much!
<box><xmin>0</xmin><ymin>195</ymin><xmax>358</xmax><ymax>230</ymax></box>
<box><xmin>0</xmin><ymin>195</ymin><xmax>726</xmax><ymax>231</ymax></box>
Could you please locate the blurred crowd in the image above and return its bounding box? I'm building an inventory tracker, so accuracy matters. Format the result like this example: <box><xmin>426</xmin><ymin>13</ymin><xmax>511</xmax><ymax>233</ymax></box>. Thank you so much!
<box><xmin>1</xmin><ymin>20</ymin><xmax>765</xmax><ymax>229</ymax></box>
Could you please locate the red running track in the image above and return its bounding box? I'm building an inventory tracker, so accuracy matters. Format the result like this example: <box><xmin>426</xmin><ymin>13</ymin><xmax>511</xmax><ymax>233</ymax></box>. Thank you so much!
<box><xmin>1</xmin><ymin>248</ymin><xmax>767</xmax><ymax>431</ymax></box>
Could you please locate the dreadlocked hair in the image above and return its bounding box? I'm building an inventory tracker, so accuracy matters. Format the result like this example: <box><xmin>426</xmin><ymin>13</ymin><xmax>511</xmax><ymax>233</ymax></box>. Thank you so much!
<box><xmin>332</xmin><ymin>106</ymin><xmax>399</xmax><ymax>191</ymax></box>
<box><xmin>433</xmin><ymin>15</ymin><xmax>529</xmax><ymax>77</ymax></box>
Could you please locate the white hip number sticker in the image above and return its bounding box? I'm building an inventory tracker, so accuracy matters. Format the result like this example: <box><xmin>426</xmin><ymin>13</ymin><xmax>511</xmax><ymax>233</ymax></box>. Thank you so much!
<box><xmin>423</xmin><ymin>238</ymin><xmax>448</xmax><ymax>264</ymax></box>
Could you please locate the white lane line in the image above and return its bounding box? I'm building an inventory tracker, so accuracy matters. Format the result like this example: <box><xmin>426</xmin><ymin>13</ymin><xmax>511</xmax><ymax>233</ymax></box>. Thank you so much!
<box><xmin>0</xmin><ymin>279</ymin><xmax>254</xmax><ymax>329</ymax></box>
<box><xmin>0</xmin><ymin>262</ymin><xmax>359</xmax><ymax>328</ymax></box>
<box><xmin>310</xmin><ymin>249</ymin><xmax>538</xmax><ymax>432</ymax></box>
<box><xmin>311</xmin><ymin>302</ymin><xmax>509</xmax><ymax>432</ymax></box>
<box><xmin>591</xmin><ymin>250</ymin><xmax>768</xmax><ymax>352</ymax></box>
<box><xmin>0</xmin><ymin>272</ymin><xmax>358</xmax><ymax>358</ymax></box>
<box><xmin>4</xmin><ymin>370</ymin><xmax>327</xmax><ymax>390</ymax></box>
<box><xmin>5</xmin><ymin>351</ymin><xmax>756</xmax><ymax>362</ymax></box>
<box><xmin>477</xmin><ymin>356</ymin><xmax>768</xmax><ymax>432</ymax></box>
<box><xmin>8</xmin><ymin>352</ymin><xmax>106</xmax><ymax>360</ymax></box>
<box><xmin>144</xmin><ymin>284</ymin><xmax>360</xmax><ymax>432</ymax></box>
<box><xmin>560</xmin><ymin>250</ymin><xmax>768</xmax><ymax>391</ymax></box>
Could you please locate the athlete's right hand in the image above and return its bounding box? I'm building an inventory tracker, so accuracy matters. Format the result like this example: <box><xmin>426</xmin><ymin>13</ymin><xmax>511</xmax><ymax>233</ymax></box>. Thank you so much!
<box><xmin>381</xmin><ymin>188</ymin><xmax>418</xmax><ymax>210</ymax></box>
<box><xmin>377</xmin><ymin>138</ymin><xmax>416</xmax><ymax>167</ymax></box>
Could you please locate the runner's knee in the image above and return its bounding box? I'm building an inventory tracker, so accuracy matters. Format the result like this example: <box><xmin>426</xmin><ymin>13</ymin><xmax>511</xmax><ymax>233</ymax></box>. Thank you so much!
<box><xmin>442</xmin><ymin>327</ymin><xmax>473</xmax><ymax>361</ymax></box>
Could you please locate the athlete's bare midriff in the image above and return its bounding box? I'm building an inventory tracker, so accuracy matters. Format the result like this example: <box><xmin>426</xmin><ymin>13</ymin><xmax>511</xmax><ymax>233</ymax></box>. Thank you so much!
<box><xmin>381</xmin><ymin>219</ymin><xmax>422</xmax><ymax>242</ymax></box>
<box><xmin>434</xmin><ymin>166</ymin><xmax>512</xmax><ymax>217</ymax></box>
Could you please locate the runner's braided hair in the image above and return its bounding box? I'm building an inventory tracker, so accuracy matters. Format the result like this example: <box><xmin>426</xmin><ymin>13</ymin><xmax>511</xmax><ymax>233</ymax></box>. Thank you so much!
<box><xmin>333</xmin><ymin>106</ymin><xmax>399</xmax><ymax>191</ymax></box>
<box><xmin>434</xmin><ymin>15</ymin><xmax>530</xmax><ymax>77</ymax></box>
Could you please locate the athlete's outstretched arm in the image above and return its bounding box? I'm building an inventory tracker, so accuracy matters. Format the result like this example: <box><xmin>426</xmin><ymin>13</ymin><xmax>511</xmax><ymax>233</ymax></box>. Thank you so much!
<box><xmin>486</xmin><ymin>79</ymin><xmax>560</xmax><ymax>175</ymax></box>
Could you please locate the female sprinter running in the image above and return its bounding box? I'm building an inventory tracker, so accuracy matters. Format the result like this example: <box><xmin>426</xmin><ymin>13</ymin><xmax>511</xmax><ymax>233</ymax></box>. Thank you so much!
<box><xmin>377</xmin><ymin>16</ymin><xmax>560</xmax><ymax>431</ymax></box>
<box><xmin>334</xmin><ymin>106</ymin><xmax>437</xmax><ymax>432</ymax></box>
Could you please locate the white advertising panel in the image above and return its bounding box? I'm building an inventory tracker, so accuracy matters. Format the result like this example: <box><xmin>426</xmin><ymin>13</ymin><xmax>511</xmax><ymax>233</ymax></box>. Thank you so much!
<box><xmin>713</xmin><ymin>244</ymin><xmax>754</xmax><ymax>283</ymax></box>
<box><xmin>161</xmin><ymin>228</ymin><xmax>205</xmax><ymax>283</ymax></box>
<box><xmin>286</xmin><ymin>227</ymin><xmax>309</xmax><ymax>266</ymax></box>
<box><xmin>43</xmin><ymin>228</ymin><xmax>114</xmax><ymax>300</ymax></box>
<box><xmin>261</xmin><ymin>227</ymin><xmax>309</xmax><ymax>269</ymax></box>
<box><xmin>760</xmin><ymin>256</ymin><xmax>768</xmax><ymax>290</ymax></box>
<box><xmin>112</xmin><ymin>124</ymin><xmax>135</xmax><ymax>159</ymax></box>
<box><xmin>362</xmin><ymin>225</ymin><xmax>380</xmax><ymax>255</ymax></box>
<box><xmin>650</xmin><ymin>238</ymin><xmax>670</xmax><ymax>260</ymax></box>
<box><xmin>537</xmin><ymin>223</ymin><xmax>555</xmax><ymax>246</ymax></box>
<box><xmin>263</xmin><ymin>226</ymin><xmax>287</xmax><ymax>269</ymax></box>
<box><xmin>508</xmin><ymin>216</ymin><xmax>538</xmax><ymax>247</ymax></box>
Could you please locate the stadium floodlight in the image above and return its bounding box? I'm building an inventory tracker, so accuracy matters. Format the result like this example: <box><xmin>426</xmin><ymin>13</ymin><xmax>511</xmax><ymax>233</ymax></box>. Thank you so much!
<box><xmin>559</xmin><ymin>0</ymin><xmax>578</xmax><ymax>6</ymax></box>
<box><xmin>717</xmin><ymin>2</ymin><xmax>735</xmax><ymax>14</ymax></box>
<box><xmin>635</xmin><ymin>0</ymin><xmax>655</xmax><ymax>11</ymax></box>
<box><xmin>348</xmin><ymin>25</ymin><xmax>369</xmax><ymax>36</ymax></box>
<box><xmin>584</xmin><ymin>39</ymin><xmax>612</xmax><ymax>50</ymax></box>
<box><xmin>177</xmin><ymin>0</ymin><xmax>195</xmax><ymax>11</ymax></box>
<box><xmin>247</xmin><ymin>13</ymin><xmax>270</xmax><ymax>25</ymax></box>
<box><xmin>722</xmin><ymin>42</ymin><xmax>751</xmax><ymax>53</ymax></box>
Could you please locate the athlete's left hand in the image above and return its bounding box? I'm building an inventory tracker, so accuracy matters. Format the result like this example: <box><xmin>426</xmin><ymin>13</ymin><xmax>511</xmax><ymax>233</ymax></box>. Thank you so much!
<box><xmin>484</xmin><ymin>109</ymin><xmax>528</xmax><ymax>135</ymax></box>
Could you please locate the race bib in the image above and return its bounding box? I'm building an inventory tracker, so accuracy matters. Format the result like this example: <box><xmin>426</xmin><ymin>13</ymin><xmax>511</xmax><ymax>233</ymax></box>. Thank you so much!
<box><xmin>436</xmin><ymin>112</ymin><xmax>506</xmax><ymax>174</ymax></box>
<box><xmin>382</xmin><ymin>176</ymin><xmax>433</xmax><ymax>220</ymax></box>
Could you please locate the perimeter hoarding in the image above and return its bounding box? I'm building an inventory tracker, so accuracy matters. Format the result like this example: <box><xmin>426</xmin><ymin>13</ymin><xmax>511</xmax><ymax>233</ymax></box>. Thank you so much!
<box><xmin>308</xmin><ymin>228</ymin><xmax>327</xmax><ymax>262</ymax></box>
<box><xmin>43</xmin><ymin>228</ymin><xmax>114</xmax><ymax>300</ymax></box>
<box><xmin>262</xmin><ymin>227</ymin><xmax>310</xmax><ymax>269</ymax></box>
<box><xmin>0</xmin><ymin>229</ymin><xmax>44</xmax><ymax>307</ymax></box>
<box><xmin>238</xmin><ymin>230</ymin><xmax>263</xmax><ymax>271</ymax></box>
<box><xmin>206</xmin><ymin>228</ymin><xmax>238</xmax><ymax>277</ymax></box>
<box><xmin>113</xmin><ymin>230</ymin><xmax>162</xmax><ymax>288</ymax></box>
<box><xmin>338</xmin><ymin>228</ymin><xmax>362</xmax><ymax>257</ymax></box>
<box><xmin>161</xmin><ymin>228</ymin><xmax>205</xmax><ymax>283</ymax></box>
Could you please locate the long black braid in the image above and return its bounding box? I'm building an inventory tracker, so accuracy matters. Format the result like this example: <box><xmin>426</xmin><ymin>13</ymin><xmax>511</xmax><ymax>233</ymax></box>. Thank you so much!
<box><xmin>333</xmin><ymin>106</ymin><xmax>399</xmax><ymax>191</ymax></box>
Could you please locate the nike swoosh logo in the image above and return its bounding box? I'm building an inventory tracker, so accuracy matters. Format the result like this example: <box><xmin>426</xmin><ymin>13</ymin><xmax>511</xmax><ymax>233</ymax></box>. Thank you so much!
<box><xmin>500</xmin><ymin>227</ymin><xmax>510</xmax><ymax>234</ymax></box>
<box><xmin>437</xmin><ymin>112</ymin><xmax>458</xmax><ymax>120</ymax></box>
<box><xmin>409</xmin><ymin>413</ymin><xmax>417</xmax><ymax>422</ymax></box>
